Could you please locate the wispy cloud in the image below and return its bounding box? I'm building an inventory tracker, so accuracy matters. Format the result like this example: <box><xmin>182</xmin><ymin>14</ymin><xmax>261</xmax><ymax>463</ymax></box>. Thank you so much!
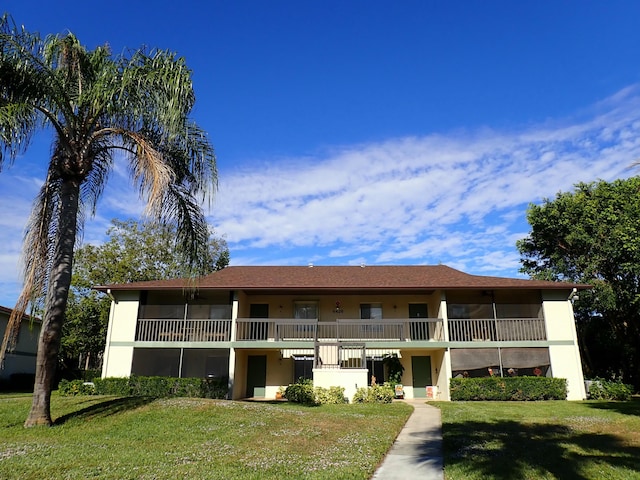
<box><xmin>1</xmin><ymin>85</ymin><xmax>640</xmax><ymax>306</ymax></box>
<box><xmin>211</xmin><ymin>85</ymin><xmax>640</xmax><ymax>272</ymax></box>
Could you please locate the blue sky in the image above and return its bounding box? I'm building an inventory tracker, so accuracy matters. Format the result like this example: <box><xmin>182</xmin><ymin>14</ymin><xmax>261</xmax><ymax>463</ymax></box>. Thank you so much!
<box><xmin>2</xmin><ymin>1</ymin><xmax>640</xmax><ymax>306</ymax></box>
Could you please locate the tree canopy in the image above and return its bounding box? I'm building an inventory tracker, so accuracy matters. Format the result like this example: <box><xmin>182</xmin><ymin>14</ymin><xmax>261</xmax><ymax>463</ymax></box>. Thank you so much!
<box><xmin>61</xmin><ymin>219</ymin><xmax>229</xmax><ymax>374</ymax></box>
<box><xmin>518</xmin><ymin>177</ymin><xmax>640</xmax><ymax>390</ymax></box>
<box><xmin>0</xmin><ymin>16</ymin><xmax>217</xmax><ymax>426</ymax></box>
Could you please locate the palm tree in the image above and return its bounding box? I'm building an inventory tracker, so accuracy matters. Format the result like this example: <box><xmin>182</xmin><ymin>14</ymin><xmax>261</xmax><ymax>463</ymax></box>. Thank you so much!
<box><xmin>0</xmin><ymin>16</ymin><xmax>217</xmax><ymax>426</ymax></box>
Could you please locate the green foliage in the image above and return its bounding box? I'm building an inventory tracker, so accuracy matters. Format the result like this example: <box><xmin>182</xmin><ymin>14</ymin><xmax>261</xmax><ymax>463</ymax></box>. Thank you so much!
<box><xmin>352</xmin><ymin>383</ymin><xmax>395</xmax><ymax>403</ymax></box>
<box><xmin>314</xmin><ymin>386</ymin><xmax>348</xmax><ymax>404</ymax></box>
<box><xmin>517</xmin><ymin>178</ymin><xmax>640</xmax><ymax>391</ymax></box>
<box><xmin>383</xmin><ymin>353</ymin><xmax>404</xmax><ymax>385</ymax></box>
<box><xmin>92</xmin><ymin>377</ymin><xmax>132</xmax><ymax>396</ymax></box>
<box><xmin>58</xmin><ymin>379</ymin><xmax>96</xmax><ymax>396</ymax></box>
<box><xmin>90</xmin><ymin>375</ymin><xmax>228</xmax><ymax>399</ymax></box>
<box><xmin>283</xmin><ymin>380</ymin><xmax>348</xmax><ymax>405</ymax></box>
<box><xmin>73</xmin><ymin>219</ymin><xmax>230</xmax><ymax>289</ymax></box>
<box><xmin>284</xmin><ymin>378</ymin><xmax>317</xmax><ymax>405</ymax></box>
<box><xmin>449</xmin><ymin>377</ymin><xmax>567</xmax><ymax>401</ymax></box>
<box><xmin>587</xmin><ymin>378</ymin><xmax>633</xmax><ymax>401</ymax></box>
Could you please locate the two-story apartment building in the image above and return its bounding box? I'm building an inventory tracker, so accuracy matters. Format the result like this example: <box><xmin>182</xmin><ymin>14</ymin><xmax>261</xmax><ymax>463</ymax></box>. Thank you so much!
<box><xmin>99</xmin><ymin>265</ymin><xmax>588</xmax><ymax>401</ymax></box>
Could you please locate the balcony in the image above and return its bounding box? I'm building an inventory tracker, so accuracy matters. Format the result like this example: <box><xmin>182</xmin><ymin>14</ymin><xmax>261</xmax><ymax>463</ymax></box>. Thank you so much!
<box><xmin>134</xmin><ymin>310</ymin><xmax>546</xmax><ymax>344</ymax></box>
<box><xmin>235</xmin><ymin>318</ymin><xmax>444</xmax><ymax>342</ymax></box>
<box><xmin>447</xmin><ymin>318</ymin><xmax>547</xmax><ymax>342</ymax></box>
<box><xmin>136</xmin><ymin>318</ymin><xmax>232</xmax><ymax>342</ymax></box>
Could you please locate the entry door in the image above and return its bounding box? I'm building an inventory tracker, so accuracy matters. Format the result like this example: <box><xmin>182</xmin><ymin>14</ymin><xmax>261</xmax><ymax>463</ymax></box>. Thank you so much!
<box><xmin>246</xmin><ymin>355</ymin><xmax>267</xmax><ymax>398</ymax></box>
<box><xmin>409</xmin><ymin>304</ymin><xmax>429</xmax><ymax>340</ymax></box>
<box><xmin>412</xmin><ymin>356</ymin><xmax>432</xmax><ymax>398</ymax></box>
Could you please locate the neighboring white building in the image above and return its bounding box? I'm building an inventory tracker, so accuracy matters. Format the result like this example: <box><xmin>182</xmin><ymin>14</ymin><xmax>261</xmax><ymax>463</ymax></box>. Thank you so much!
<box><xmin>99</xmin><ymin>265</ymin><xmax>588</xmax><ymax>401</ymax></box>
<box><xmin>0</xmin><ymin>306</ymin><xmax>41</xmax><ymax>383</ymax></box>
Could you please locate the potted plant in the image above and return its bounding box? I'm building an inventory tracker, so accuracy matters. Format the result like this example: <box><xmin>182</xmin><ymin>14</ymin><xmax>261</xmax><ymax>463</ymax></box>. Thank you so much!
<box><xmin>383</xmin><ymin>354</ymin><xmax>405</xmax><ymax>398</ymax></box>
<box><xmin>275</xmin><ymin>386</ymin><xmax>286</xmax><ymax>400</ymax></box>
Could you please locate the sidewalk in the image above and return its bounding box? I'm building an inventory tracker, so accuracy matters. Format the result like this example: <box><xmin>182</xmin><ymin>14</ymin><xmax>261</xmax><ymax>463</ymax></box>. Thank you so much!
<box><xmin>371</xmin><ymin>399</ymin><xmax>444</xmax><ymax>480</ymax></box>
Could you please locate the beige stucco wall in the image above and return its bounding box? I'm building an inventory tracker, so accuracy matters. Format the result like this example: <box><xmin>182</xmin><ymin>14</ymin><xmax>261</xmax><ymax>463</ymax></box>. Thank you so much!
<box><xmin>101</xmin><ymin>291</ymin><xmax>140</xmax><ymax>378</ymax></box>
<box><xmin>236</xmin><ymin>293</ymin><xmax>441</xmax><ymax>320</ymax></box>
<box><xmin>542</xmin><ymin>290</ymin><xmax>586</xmax><ymax>400</ymax></box>
<box><xmin>313</xmin><ymin>368</ymin><xmax>368</xmax><ymax>402</ymax></box>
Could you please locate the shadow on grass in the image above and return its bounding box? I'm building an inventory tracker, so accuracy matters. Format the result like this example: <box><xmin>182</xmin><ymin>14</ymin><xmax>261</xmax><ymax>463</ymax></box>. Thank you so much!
<box><xmin>54</xmin><ymin>396</ymin><xmax>155</xmax><ymax>426</ymax></box>
<box><xmin>584</xmin><ymin>398</ymin><xmax>640</xmax><ymax>416</ymax></box>
<box><xmin>443</xmin><ymin>420</ymin><xmax>640</xmax><ymax>479</ymax></box>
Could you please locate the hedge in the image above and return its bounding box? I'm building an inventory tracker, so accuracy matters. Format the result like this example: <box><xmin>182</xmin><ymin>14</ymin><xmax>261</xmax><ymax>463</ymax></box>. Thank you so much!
<box><xmin>450</xmin><ymin>377</ymin><xmax>567</xmax><ymax>401</ymax></box>
<box><xmin>59</xmin><ymin>375</ymin><xmax>228</xmax><ymax>399</ymax></box>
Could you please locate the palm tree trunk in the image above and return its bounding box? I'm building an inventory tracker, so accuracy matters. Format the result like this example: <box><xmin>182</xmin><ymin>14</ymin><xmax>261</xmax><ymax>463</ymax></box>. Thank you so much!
<box><xmin>24</xmin><ymin>179</ymin><xmax>80</xmax><ymax>427</ymax></box>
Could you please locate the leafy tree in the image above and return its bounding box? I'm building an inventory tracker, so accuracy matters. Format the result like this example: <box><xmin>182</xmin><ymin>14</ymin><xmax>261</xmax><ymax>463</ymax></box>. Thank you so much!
<box><xmin>61</xmin><ymin>219</ymin><xmax>229</xmax><ymax>373</ymax></box>
<box><xmin>517</xmin><ymin>177</ymin><xmax>640</xmax><ymax>391</ymax></box>
<box><xmin>0</xmin><ymin>17</ymin><xmax>216</xmax><ymax>426</ymax></box>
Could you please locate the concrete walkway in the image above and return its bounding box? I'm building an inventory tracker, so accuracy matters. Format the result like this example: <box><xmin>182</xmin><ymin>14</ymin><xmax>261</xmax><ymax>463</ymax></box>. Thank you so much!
<box><xmin>371</xmin><ymin>400</ymin><xmax>444</xmax><ymax>480</ymax></box>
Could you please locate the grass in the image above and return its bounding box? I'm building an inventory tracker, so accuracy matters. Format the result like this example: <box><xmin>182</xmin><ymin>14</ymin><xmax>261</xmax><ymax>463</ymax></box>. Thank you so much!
<box><xmin>437</xmin><ymin>399</ymin><xmax>640</xmax><ymax>480</ymax></box>
<box><xmin>0</xmin><ymin>393</ymin><xmax>413</xmax><ymax>479</ymax></box>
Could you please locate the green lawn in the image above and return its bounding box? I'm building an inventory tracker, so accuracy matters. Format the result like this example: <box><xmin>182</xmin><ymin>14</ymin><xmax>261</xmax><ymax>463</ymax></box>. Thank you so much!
<box><xmin>5</xmin><ymin>393</ymin><xmax>639</xmax><ymax>479</ymax></box>
<box><xmin>0</xmin><ymin>393</ymin><xmax>412</xmax><ymax>479</ymax></box>
<box><xmin>437</xmin><ymin>400</ymin><xmax>640</xmax><ymax>480</ymax></box>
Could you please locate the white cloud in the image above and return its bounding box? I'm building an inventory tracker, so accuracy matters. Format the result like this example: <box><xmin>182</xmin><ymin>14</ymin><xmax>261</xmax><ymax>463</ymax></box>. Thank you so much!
<box><xmin>210</xmin><ymin>85</ymin><xmax>640</xmax><ymax>272</ymax></box>
<box><xmin>3</xmin><ymin>85</ymin><xmax>640</xmax><ymax>305</ymax></box>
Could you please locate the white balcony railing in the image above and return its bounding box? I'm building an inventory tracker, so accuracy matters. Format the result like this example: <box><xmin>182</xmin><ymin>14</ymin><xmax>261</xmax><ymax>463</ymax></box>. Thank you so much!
<box><xmin>234</xmin><ymin>318</ymin><xmax>444</xmax><ymax>342</ymax></box>
<box><xmin>447</xmin><ymin>318</ymin><xmax>547</xmax><ymax>342</ymax></box>
<box><xmin>136</xmin><ymin>318</ymin><xmax>232</xmax><ymax>342</ymax></box>
<box><xmin>135</xmin><ymin>315</ymin><xmax>546</xmax><ymax>343</ymax></box>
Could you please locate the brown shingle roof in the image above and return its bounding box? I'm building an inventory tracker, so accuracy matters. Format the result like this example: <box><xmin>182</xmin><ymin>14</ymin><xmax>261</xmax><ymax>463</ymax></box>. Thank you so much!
<box><xmin>95</xmin><ymin>265</ymin><xmax>588</xmax><ymax>292</ymax></box>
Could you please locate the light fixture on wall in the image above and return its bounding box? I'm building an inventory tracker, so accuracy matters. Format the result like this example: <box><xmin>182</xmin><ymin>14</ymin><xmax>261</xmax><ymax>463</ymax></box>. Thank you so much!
<box><xmin>334</xmin><ymin>301</ymin><xmax>344</xmax><ymax>314</ymax></box>
<box><xmin>568</xmin><ymin>288</ymin><xmax>579</xmax><ymax>303</ymax></box>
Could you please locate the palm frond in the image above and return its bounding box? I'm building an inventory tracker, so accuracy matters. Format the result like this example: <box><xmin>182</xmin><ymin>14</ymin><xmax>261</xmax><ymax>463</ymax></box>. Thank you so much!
<box><xmin>0</xmin><ymin>158</ymin><xmax>61</xmax><ymax>361</ymax></box>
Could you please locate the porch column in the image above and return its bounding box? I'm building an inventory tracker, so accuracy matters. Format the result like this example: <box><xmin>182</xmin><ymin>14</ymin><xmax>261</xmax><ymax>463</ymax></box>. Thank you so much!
<box><xmin>227</xmin><ymin>291</ymin><xmax>239</xmax><ymax>399</ymax></box>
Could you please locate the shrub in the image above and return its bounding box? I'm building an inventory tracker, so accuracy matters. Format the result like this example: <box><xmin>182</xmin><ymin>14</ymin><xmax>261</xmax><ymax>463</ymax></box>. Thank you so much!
<box><xmin>314</xmin><ymin>386</ymin><xmax>348</xmax><ymax>404</ymax></box>
<box><xmin>586</xmin><ymin>378</ymin><xmax>632</xmax><ymax>401</ymax></box>
<box><xmin>352</xmin><ymin>383</ymin><xmax>395</xmax><ymax>403</ymax></box>
<box><xmin>203</xmin><ymin>377</ymin><xmax>229</xmax><ymax>399</ymax></box>
<box><xmin>284</xmin><ymin>378</ymin><xmax>317</xmax><ymax>405</ymax></box>
<box><xmin>93</xmin><ymin>377</ymin><xmax>132</xmax><ymax>396</ymax></box>
<box><xmin>383</xmin><ymin>354</ymin><xmax>405</xmax><ymax>385</ymax></box>
<box><xmin>90</xmin><ymin>375</ymin><xmax>228</xmax><ymax>399</ymax></box>
<box><xmin>58</xmin><ymin>379</ymin><xmax>96</xmax><ymax>396</ymax></box>
<box><xmin>450</xmin><ymin>377</ymin><xmax>567</xmax><ymax>401</ymax></box>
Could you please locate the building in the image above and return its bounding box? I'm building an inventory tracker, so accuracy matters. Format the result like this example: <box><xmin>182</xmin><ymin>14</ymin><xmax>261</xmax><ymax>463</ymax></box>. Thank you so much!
<box><xmin>99</xmin><ymin>265</ymin><xmax>588</xmax><ymax>401</ymax></box>
<box><xmin>0</xmin><ymin>306</ymin><xmax>41</xmax><ymax>383</ymax></box>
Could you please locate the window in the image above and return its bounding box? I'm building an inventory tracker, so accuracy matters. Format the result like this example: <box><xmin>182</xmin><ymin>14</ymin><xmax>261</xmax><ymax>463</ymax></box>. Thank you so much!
<box><xmin>293</xmin><ymin>356</ymin><xmax>314</xmax><ymax>381</ymax></box>
<box><xmin>450</xmin><ymin>347</ymin><xmax>552</xmax><ymax>378</ymax></box>
<box><xmin>294</xmin><ymin>302</ymin><xmax>317</xmax><ymax>335</ymax></box>
<box><xmin>294</xmin><ymin>302</ymin><xmax>318</xmax><ymax>320</ymax></box>
<box><xmin>361</xmin><ymin>303</ymin><xmax>382</xmax><ymax>320</ymax></box>
<box><xmin>360</xmin><ymin>303</ymin><xmax>383</xmax><ymax>335</ymax></box>
<box><xmin>450</xmin><ymin>348</ymin><xmax>501</xmax><ymax>378</ymax></box>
